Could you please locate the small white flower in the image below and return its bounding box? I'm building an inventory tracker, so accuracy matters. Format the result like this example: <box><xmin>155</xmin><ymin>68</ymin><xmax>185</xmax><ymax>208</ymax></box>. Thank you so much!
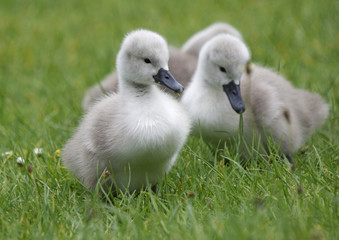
<box><xmin>16</xmin><ymin>157</ymin><xmax>25</xmax><ymax>165</ymax></box>
<box><xmin>33</xmin><ymin>148</ymin><xmax>43</xmax><ymax>155</ymax></box>
<box><xmin>2</xmin><ymin>151</ymin><xmax>13</xmax><ymax>157</ymax></box>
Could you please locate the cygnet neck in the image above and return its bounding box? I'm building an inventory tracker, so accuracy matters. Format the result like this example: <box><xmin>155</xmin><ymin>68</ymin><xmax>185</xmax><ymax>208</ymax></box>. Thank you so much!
<box><xmin>119</xmin><ymin>79</ymin><xmax>155</xmax><ymax>98</ymax></box>
<box><xmin>194</xmin><ymin>68</ymin><xmax>221</xmax><ymax>91</ymax></box>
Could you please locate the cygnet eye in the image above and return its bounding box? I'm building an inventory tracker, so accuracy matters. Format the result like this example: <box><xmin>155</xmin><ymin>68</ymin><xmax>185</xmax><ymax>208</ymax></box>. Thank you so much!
<box><xmin>144</xmin><ymin>58</ymin><xmax>152</xmax><ymax>64</ymax></box>
<box><xmin>219</xmin><ymin>66</ymin><xmax>227</xmax><ymax>73</ymax></box>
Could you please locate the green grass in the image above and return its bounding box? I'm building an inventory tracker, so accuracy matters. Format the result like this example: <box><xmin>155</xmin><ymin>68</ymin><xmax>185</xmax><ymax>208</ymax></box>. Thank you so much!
<box><xmin>0</xmin><ymin>0</ymin><xmax>338</xmax><ymax>239</ymax></box>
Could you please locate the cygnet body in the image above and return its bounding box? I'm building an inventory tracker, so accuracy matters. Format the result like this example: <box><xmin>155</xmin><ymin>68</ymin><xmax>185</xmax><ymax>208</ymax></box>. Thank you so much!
<box><xmin>63</xmin><ymin>30</ymin><xmax>191</xmax><ymax>193</ymax></box>
<box><xmin>82</xmin><ymin>22</ymin><xmax>242</xmax><ymax>111</ymax></box>
<box><xmin>181</xmin><ymin>34</ymin><xmax>328</xmax><ymax>159</ymax></box>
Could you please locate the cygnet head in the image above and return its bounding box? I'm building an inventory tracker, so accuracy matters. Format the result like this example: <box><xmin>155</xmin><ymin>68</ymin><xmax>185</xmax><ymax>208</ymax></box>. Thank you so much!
<box><xmin>197</xmin><ymin>34</ymin><xmax>251</xmax><ymax>113</ymax></box>
<box><xmin>117</xmin><ymin>29</ymin><xmax>184</xmax><ymax>93</ymax></box>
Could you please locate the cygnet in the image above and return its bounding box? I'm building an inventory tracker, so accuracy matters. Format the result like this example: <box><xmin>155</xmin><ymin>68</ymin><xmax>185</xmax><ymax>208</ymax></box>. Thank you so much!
<box><xmin>181</xmin><ymin>34</ymin><xmax>329</xmax><ymax>161</ymax></box>
<box><xmin>63</xmin><ymin>29</ymin><xmax>191</xmax><ymax>194</ymax></box>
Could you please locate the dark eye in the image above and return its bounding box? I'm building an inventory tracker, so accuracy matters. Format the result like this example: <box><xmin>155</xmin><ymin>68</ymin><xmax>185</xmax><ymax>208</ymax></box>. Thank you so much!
<box><xmin>144</xmin><ymin>58</ymin><xmax>151</xmax><ymax>64</ymax></box>
<box><xmin>219</xmin><ymin>66</ymin><xmax>227</xmax><ymax>73</ymax></box>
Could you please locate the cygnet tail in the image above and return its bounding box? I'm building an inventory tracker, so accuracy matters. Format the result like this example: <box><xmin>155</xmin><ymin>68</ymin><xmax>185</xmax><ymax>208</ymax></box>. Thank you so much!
<box><xmin>297</xmin><ymin>89</ymin><xmax>329</xmax><ymax>137</ymax></box>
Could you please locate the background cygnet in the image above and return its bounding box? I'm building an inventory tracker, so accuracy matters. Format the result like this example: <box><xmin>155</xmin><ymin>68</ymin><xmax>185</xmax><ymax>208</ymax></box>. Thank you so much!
<box><xmin>63</xmin><ymin>29</ymin><xmax>191</xmax><ymax>194</ymax></box>
<box><xmin>181</xmin><ymin>33</ymin><xmax>329</xmax><ymax>162</ymax></box>
<box><xmin>181</xmin><ymin>22</ymin><xmax>243</xmax><ymax>56</ymax></box>
<box><xmin>82</xmin><ymin>22</ymin><xmax>243</xmax><ymax>111</ymax></box>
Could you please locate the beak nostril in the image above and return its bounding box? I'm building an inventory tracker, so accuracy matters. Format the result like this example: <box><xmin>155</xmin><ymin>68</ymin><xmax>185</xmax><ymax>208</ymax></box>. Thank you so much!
<box><xmin>154</xmin><ymin>68</ymin><xmax>182</xmax><ymax>92</ymax></box>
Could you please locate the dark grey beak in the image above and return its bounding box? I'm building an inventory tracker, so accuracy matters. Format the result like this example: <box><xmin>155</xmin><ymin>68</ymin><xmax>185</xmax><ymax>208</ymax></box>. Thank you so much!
<box><xmin>223</xmin><ymin>81</ymin><xmax>245</xmax><ymax>114</ymax></box>
<box><xmin>153</xmin><ymin>68</ymin><xmax>184</xmax><ymax>93</ymax></box>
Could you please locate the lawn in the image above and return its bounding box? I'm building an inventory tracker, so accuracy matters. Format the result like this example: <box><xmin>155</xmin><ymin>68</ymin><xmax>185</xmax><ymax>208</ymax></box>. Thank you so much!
<box><xmin>0</xmin><ymin>0</ymin><xmax>338</xmax><ymax>239</ymax></box>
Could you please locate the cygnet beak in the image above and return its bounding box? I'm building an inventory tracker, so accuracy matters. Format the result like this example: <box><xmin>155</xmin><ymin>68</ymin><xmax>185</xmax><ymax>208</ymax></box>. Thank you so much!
<box><xmin>223</xmin><ymin>81</ymin><xmax>246</xmax><ymax>114</ymax></box>
<box><xmin>153</xmin><ymin>68</ymin><xmax>184</xmax><ymax>93</ymax></box>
